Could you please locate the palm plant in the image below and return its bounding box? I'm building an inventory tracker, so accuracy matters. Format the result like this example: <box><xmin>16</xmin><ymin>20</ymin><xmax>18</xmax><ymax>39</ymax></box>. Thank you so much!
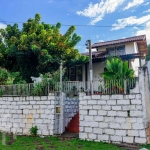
<box><xmin>102</xmin><ymin>58</ymin><xmax>134</xmax><ymax>79</ymax></box>
<box><xmin>102</xmin><ymin>57</ymin><xmax>135</xmax><ymax>94</ymax></box>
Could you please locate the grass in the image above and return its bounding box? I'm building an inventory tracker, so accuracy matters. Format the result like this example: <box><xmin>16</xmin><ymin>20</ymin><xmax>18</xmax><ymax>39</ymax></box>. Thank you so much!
<box><xmin>140</xmin><ymin>144</ymin><xmax>150</xmax><ymax>150</ymax></box>
<box><xmin>0</xmin><ymin>133</ymin><xmax>150</xmax><ymax>150</ymax></box>
<box><xmin>0</xmin><ymin>133</ymin><xmax>125</xmax><ymax>150</ymax></box>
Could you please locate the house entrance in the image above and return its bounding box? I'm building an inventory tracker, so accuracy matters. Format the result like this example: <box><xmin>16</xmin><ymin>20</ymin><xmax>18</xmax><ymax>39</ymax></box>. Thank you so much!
<box><xmin>54</xmin><ymin>92</ymin><xmax>79</xmax><ymax>135</ymax></box>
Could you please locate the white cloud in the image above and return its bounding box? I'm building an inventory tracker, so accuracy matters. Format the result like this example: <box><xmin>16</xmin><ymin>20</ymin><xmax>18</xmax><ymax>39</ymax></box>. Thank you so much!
<box><xmin>76</xmin><ymin>0</ymin><xmax>125</xmax><ymax>25</ymax></box>
<box><xmin>98</xmin><ymin>40</ymin><xmax>104</xmax><ymax>42</ymax></box>
<box><xmin>143</xmin><ymin>2</ymin><xmax>149</xmax><ymax>5</ymax></box>
<box><xmin>123</xmin><ymin>0</ymin><xmax>144</xmax><ymax>10</ymax></box>
<box><xmin>111</xmin><ymin>14</ymin><xmax>150</xmax><ymax>30</ymax></box>
<box><xmin>0</xmin><ymin>23</ymin><xmax>6</xmax><ymax>29</ymax></box>
<box><xmin>143</xmin><ymin>9</ymin><xmax>150</xmax><ymax>13</ymax></box>
<box><xmin>133</xmin><ymin>26</ymin><xmax>139</xmax><ymax>29</ymax></box>
<box><xmin>135</xmin><ymin>21</ymin><xmax>150</xmax><ymax>44</ymax></box>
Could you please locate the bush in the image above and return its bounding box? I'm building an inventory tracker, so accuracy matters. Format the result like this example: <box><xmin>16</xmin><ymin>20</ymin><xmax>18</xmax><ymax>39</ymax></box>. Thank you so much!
<box><xmin>30</xmin><ymin>126</ymin><xmax>38</xmax><ymax>136</ymax></box>
<box><xmin>32</xmin><ymin>82</ymin><xmax>43</xmax><ymax>96</ymax></box>
<box><xmin>0</xmin><ymin>68</ymin><xmax>9</xmax><ymax>85</ymax></box>
<box><xmin>0</xmin><ymin>67</ymin><xmax>26</xmax><ymax>85</ymax></box>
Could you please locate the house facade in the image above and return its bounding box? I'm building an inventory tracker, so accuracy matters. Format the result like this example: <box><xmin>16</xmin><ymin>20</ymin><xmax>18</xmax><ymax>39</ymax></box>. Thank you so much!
<box><xmin>67</xmin><ymin>35</ymin><xmax>148</xmax><ymax>83</ymax></box>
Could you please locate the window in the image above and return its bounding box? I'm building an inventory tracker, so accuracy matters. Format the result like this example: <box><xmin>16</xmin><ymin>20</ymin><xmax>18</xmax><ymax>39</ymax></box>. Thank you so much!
<box><xmin>69</xmin><ymin>67</ymin><xmax>76</xmax><ymax>81</ymax></box>
<box><xmin>106</xmin><ymin>45</ymin><xmax>125</xmax><ymax>56</ymax></box>
<box><xmin>76</xmin><ymin>66</ymin><xmax>82</xmax><ymax>81</ymax></box>
<box><xmin>107</xmin><ymin>47</ymin><xmax>115</xmax><ymax>56</ymax></box>
<box><xmin>116</xmin><ymin>46</ymin><xmax>125</xmax><ymax>55</ymax></box>
<box><xmin>69</xmin><ymin>66</ymin><xmax>83</xmax><ymax>81</ymax></box>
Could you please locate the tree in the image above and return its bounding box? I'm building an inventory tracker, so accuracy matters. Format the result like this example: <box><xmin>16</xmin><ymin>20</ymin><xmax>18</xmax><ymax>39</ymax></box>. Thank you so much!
<box><xmin>0</xmin><ymin>14</ymin><xmax>82</xmax><ymax>82</ymax></box>
<box><xmin>146</xmin><ymin>44</ymin><xmax>150</xmax><ymax>61</ymax></box>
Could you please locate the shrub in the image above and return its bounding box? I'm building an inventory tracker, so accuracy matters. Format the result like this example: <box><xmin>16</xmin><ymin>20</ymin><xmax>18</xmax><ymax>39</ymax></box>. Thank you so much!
<box><xmin>30</xmin><ymin>126</ymin><xmax>38</xmax><ymax>136</ymax></box>
<box><xmin>0</xmin><ymin>67</ymin><xmax>26</xmax><ymax>85</ymax></box>
<box><xmin>32</xmin><ymin>82</ymin><xmax>43</xmax><ymax>96</ymax></box>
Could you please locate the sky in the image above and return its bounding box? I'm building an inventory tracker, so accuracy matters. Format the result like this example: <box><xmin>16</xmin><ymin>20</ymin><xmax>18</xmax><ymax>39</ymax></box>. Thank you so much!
<box><xmin>0</xmin><ymin>0</ymin><xmax>150</xmax><ymax>53</ymax></box>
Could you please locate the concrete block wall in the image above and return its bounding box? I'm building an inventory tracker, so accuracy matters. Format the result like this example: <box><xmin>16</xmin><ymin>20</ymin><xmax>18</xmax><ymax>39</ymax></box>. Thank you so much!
<box><xmin>79</xmin><ymin>93</ymin><xmax>148</xmax><ymax>144</ymax></box>
<box><xmin>0</xmin><ymin>96</ymin><xmax>55</xmax><ymax>135</ymax></box>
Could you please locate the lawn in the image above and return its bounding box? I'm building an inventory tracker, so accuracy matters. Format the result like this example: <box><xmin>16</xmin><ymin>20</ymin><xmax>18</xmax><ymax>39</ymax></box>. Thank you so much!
<box><xmin>0</xmin><ymin>133</ymin><xmax>124</xmax><ymax>150</ymax></box>
<box><xmin>0</xmin><ymin>133</ymin><xmax>149</xmax><ymax>150</ymax></box>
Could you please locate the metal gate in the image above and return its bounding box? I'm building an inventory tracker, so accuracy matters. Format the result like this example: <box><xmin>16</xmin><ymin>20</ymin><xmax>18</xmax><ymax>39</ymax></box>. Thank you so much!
<box><xmin>54</xmin><ymin>92</ymin><xmax>79</xmax><ymax>134</ymax></box>
<box><xmin>54</xmin><ymin>92</ymin><xmax>65</xmax><ymax>134</ymax></box>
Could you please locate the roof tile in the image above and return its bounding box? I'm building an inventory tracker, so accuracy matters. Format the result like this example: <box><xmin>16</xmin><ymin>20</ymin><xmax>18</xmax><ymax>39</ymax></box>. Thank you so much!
<box><xmin>92</xmin><ymin>35</ymin><xmax>146</xmax><ymax>48</ymax></box>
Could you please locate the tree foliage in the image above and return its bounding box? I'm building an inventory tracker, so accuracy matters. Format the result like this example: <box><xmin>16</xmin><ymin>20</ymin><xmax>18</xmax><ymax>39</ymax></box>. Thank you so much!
<box><xmin>65</xmin><ymin>55</ymin><xmax>89</xmax><ymax>67</ymax></box>
<box><xmin>102</xmin><ymin>57</ymin><xmax>134</xmax><ymax>80</ymax></box>
<box><xmin>0</xmin><ymin>14</ymin><xmax>82</xmax><ymax>82</ymax></box>
<box><xmin>0</xmin><ymin>67</ymin><xmax>26</xmax><ymax>85</ymax></box>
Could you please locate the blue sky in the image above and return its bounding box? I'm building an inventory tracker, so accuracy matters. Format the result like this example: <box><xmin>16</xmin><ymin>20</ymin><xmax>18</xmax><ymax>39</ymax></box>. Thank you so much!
<box><xmin>0</xmin><ymin>0</ymin><xmax>150</xmax><ymax>53</ymax></box>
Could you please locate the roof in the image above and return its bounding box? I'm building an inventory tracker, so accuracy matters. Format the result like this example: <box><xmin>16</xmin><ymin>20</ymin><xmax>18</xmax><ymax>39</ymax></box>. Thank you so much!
<box><xmin>92</xmin><ymin>52</ymin><xmax>145</xmax><ymax>63</ymax></box>
<box><xmin>92</xmin><ymin>35</ymin><xmax>146</xmax><ymax>48</ymax></box>
<box><xmin>82</xmin><ymin>51</ymin><xmax>106</xmax><ymax>57</ymax></box>
<box><xmin>82</xmin><ymin>50</ymin><xmax>144</xmax><ymax>62</ymax></box>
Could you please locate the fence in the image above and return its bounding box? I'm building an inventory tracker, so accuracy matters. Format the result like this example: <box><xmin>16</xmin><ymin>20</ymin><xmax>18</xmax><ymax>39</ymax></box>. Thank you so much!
<box><xmin>0</xmin><ymin>78</ymin><xmax>137</xmax><ymax>96</ymax></box>
<box><xmin>63</xmin><ymin>78</ymin><xmax>137</xmax><ymax>95</ymax></box>
<box><xmin>0</xmin><ymin>83</ymin><xmax>59</xmax><ymax>96</ymax></box>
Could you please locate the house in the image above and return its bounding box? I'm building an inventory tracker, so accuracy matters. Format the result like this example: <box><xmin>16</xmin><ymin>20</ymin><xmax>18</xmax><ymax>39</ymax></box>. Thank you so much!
<box><xmin>67</xmin><ymin>35</ymin><xmax>148</xmax><ymax>83</ymax></box>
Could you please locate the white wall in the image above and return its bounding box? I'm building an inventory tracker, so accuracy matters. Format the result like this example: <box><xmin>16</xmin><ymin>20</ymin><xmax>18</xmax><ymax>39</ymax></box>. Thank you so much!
<box><xmin>82</xmin><ymin>62</ymin><xmax>105</xmax><ymax>82</ymax></box>
<box><xmin>95</xmin><ymin>42</ymin><xmax>142</xmax><ymax>77</ymax></box>
<box><xmin>79</xmin><ymin>67</ymin><xmax>150</xmax><ymax>144</ymax></box>
<box><xmin>124</xmin><ymin>42</ymin><xmax>135</xmax><ymax>54</ymax></box>
<box><xmin>146</xmin><ymin>61</ymin><xmax>150</xmax><ymax>87</ymax></box>
<box><xmin>139</xmin><ymin>67</ymin><xmax>150</xmax><ymax>119</ymax></box>
<box><xmin>131</xmin><ymin>59</ymin><xmax>140</xmax><ymax>77</ymax></box>
<box><xmin>134</xmin><ymin>42</ymin><xmax>138</xmax><ymax>53</ymax></box>
<box><xmin>79</xmin><ymin>94</ymin><xmax>147</xmax><ymax>144</ymax></box>
<box><xmin>92</xmin><ymin>62</ymin><xmax>106</xmax><ymax>81</ymax></box>
<box><xmin>97</xmin><ymin>42</ymin><xmax>135</xmax><ymax>55</ymax></box>
<box><xmin>0</xmin><ymin>96</ymin><xmax>55</xmax><ymax>135</ymax></box>
<box><xmin>141</xmin><ymin>59</ymin><xmax>146</xmax><ymax>66</ymax></box>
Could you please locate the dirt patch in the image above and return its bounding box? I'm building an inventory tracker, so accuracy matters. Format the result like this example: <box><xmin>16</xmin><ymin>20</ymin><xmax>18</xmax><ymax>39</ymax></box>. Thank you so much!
<box><xmin>36</xmin><ymin>143</ymin><xmax>43</xmax><ymax>147</ymax></box>
<box><xmin>77</xmin><ymin>144</ymin><xmax>83</xmax><ymax>148</ymax></box>
<box><xmin>36</xmin><ymin>147</ymin><xmax>45</xmax><ymax>150</ymax></box>
<box><xmin>43</xmin><ymin>139</ymin><xmax>51</xmax><ymax>143</ymax></box>
<box><xmin>48</xmin><ymin>145</ymin><xmax>56</xmax><ymax>149</ymax></box>
<box><xmin>7</xmin><ymin>140</ymin><xmax>15</xmax><ymax>145</ymax></box>
<box><xmin>116</xmin><ymin>143</ymin><xmax>139</xmax><ymax>150</ymax></box>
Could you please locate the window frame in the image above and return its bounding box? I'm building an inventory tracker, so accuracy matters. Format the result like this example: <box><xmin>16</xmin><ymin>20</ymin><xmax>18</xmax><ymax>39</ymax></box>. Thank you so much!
<box><xmin>106</xmin><ymin>45</ymin><xmax>125</xmax><ymax>56</ymax></box>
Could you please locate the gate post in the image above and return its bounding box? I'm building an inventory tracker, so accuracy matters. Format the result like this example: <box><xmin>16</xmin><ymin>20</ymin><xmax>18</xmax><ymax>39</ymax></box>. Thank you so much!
<box><xmin>59</xmin><ymin>92</ymin><xmax>65</xmax><ymax>134</ymax></box>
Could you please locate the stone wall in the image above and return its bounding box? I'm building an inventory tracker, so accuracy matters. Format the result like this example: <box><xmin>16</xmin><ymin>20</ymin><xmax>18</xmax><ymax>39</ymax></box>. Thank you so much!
<box><xmin>0</xmin><ymin>96</ymin><xmax>55</xmax><ymax>135</ymax></box>
<box><xmin>79</xmin><ymin>94</ymin><xmax>147</xmax><ymax>144</ymax></box>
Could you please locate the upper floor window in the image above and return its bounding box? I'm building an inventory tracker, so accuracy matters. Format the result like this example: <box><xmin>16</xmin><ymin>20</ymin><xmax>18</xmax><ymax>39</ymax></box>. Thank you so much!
<box><xmin>116</xmin><ymin>46</ymin><xmax>125</xmax><ymax>55</ymax></box>
<box><xmin>107</xmin><ymin>47</ymin><xmax>115</xmax><ymax>56</ymax></box>
<box><xmin>106</xmin><ymin>45</ymin><xmax>125</xmax><ymax>56</ymax></box>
